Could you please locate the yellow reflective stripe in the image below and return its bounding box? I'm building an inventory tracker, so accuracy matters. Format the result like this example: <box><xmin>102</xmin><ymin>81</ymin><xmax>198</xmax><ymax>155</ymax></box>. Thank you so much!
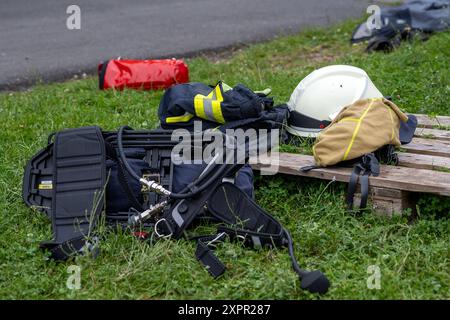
<box><xmin>215</xmin><ymin>85</ymin><xmax>223</xmax><ymax>101</ymax></box>
<box><xmin>213</xmin><ymin>85</ymin><xmax>225</xmax><ymax>123</ymax></box>
<box><xmin>194</xmin><ymin>94</ymin><xmax>207</xmax><ymax>120</ymax></box>
<box><xmin>342</xmin><ymin>98</ymin><xmax>377</xmax><ymax>161</ymax></box>
<box><xmin>385</xmin><ymin>105</ymin><xmax>395</xmax><ymax>141</ymax></box>
<box><xmin>193</xmin><ymin>85</ymin><xmax>225</xmax><ymax>123</ymax></box>
<box><xmin>166</xmin><ymin>113</ymin><xmax>194</xmax><ymax>123</ymax></box>
<box><xmin>212</xmin><ymin>100</ymin><xmax>225</xmax><ymax>123</ymax></box>
<box><xmin>339</xmin><ymin>117</ymin><xmax>360</xmax><ymax>123</ymax></box>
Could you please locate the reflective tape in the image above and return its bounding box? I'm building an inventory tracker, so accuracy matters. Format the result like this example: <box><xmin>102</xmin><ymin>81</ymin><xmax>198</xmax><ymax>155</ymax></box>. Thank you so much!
<box><xmin>166</xmin><ymin>112</ymin><xmax>194</xmax><ymax>123</ymax></box>
<box><xmin>194</xmin><ymin>84</ymin><xmax>225</xmax><ymax>124</ymax></box>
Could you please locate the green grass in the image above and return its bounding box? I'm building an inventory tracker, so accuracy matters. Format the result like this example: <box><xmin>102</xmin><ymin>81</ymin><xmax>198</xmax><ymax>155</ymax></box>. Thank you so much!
<box><xmin>0</xmin><ymin>19</ymin><xmax>449</xmax><ymax>299</ymax></box>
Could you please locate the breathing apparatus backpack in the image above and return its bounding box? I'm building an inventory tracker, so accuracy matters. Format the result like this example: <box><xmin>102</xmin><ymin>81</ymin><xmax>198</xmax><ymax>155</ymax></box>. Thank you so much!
<box><xmin>301</xmin><ymin>97</ymin><xmax>416</xmax><ymax>210</ymax></box>
<box><xmin>22</xmin><ymin>99</ymin><xmax>330</xmax><ymax>294</ymax></box>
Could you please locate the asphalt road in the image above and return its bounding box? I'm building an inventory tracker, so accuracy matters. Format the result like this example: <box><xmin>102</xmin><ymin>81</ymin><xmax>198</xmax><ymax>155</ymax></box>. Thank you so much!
<box><xmin>0</xmin><ymin>0</ymin><xmax>372</xmax><ymax>90</ymax></box>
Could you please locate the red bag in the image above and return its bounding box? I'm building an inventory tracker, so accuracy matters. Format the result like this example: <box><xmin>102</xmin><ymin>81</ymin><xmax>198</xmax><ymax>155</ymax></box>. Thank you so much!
<box><xmin>98</xmin><ymin>59</ymin><xmax>189</xmax><ymax>90</ymax></box>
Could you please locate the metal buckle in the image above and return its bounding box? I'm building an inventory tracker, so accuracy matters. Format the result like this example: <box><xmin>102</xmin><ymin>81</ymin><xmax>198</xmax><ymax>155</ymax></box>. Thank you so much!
<box><xmin>79</xmin><ymin>236</ymin><xmax>100</xmax><ymax>258</ymax></box>
<box><xmin>206</xmin><ymin>232</ymin><xmax>227</xmax><ymax>247</ymax></box>
<box><xmin>154</xmin><ymin>218</ymin><xmax>173</xmax><ymax>239</ymax></box>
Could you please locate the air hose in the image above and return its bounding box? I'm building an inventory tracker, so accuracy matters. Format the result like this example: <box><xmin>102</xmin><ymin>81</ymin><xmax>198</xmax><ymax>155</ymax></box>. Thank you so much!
<box><xmin>283</xmin><ymin>228</ymin><xmax>330</xmax><ymax>294</ymax></box>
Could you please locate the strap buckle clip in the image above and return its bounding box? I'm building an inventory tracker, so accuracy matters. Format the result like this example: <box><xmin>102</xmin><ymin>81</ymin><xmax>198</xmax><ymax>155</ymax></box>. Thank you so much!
<box><xmin>154</xmin><ymin>218</ymin><xmax>173</xmax><ymax>239</ymax></box>
<box><xmin>360</xmin><ymin>153</ymin><xmax>380</xmax><ymax>176</ymax></box>
<box><xmin>206</xmin><ymin>232</ymin><xmax>227</xmax><ymax>247</ymax></box>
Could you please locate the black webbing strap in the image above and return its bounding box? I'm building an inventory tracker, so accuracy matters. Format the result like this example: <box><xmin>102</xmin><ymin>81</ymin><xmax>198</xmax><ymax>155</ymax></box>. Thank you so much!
<box><xmin>155</xmin><ymin>168</ymin><xmax>232</xmax><ymax>239</ymax></box>
<box><xmin>299</xmin><ymin>165</ymin><xmax>320</xmax><ymax>172</ymax></box>
<box><xmin>182</xmin><ymin>181</ymin><xmax>329</xmax><ymax>293</ymax></box>
<box><xmin>195</xmin><ymin>233</ymin><xmax>228</xmax><ymax>278</ymax></box>
<box><xmin>346</xmin><ymin>153</ymin><xmax>380</xmax><ymax>211</ymax></box>
<box><xmin>216</xmin><ymin>225</ymin><xmax>285</xmax><ymax>249</ymax></box>
<box><xmin>289</xmin><ymin>110</ymin><xmax>331</xmax><ymax>130</ymax></box>
<box><xmin>347</xmin><ymin>164</ymin><xmax>368</xmax><ymax>210</ymax></box>
<box><xmin>41</xmin><ymin>236</ymin><xmax>99</xmax><ymax>261</ymax></box>
<box><xmin>105</xmin><ymin>142</ymin><xmax>144</xmax><ymax>212</ymax></box>
<box><xmin>207</xmin><ymin>183</ymin><xmax>285</xmax><ymax>238</ymax></box>
<box><xmin>193</xmin><ymin>182</ymin><xmax>291</xmax><ymax>278</ymax></box>
<box><xmin>194</xmin><ymin>223</ymin><xmax>287</xmax><ymax>279</ymax></box>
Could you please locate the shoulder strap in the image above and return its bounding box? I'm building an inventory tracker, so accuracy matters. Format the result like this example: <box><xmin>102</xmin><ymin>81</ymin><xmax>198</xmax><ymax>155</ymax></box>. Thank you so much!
<box><xmin>347</xmin><ymin>153</ymin><xmax>380</xmax><ymax>211</ymax></box>
<box><xmin>41</xmin><ymin>235</ymin><xmax>99</xmax><ymax>260</ymax></box>
<box><xmin>195</xmin><ymin>233</ymin><xmax>228</xmax><ymax>278</ymax></box>
<box><xmin>201</xmin><ymin>182</ymin><xmax>330</xmax><ymax>294</ymax></box>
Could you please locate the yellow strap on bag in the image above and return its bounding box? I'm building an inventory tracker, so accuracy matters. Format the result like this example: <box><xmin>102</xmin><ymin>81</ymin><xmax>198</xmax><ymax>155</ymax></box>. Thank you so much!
<box><xmin>312</xmin><ymin>98</ymin><xmax>408</xmax><ymax>166</ymax></box>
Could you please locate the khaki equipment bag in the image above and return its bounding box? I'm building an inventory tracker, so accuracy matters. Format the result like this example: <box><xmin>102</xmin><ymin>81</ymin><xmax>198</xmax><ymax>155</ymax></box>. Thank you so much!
<box><xmin>313</xmin><ymin>97</ymin><xmax>408</xmax><ymax>167</ymax></box>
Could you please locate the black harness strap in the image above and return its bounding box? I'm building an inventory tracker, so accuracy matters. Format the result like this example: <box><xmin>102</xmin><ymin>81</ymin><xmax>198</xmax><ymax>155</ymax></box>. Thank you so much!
<box><xmin>289</xmin><ymin>110</ymin><xmax>331</xmax><ymax>130</ymax></box>
<box><xmin>216</xmin><ymin>225</ymin><xmax>285</xmax><ymax>248</ymax></box>
<box><xmin>195</xmin><ymin>234</ymin><xmax>228</xmax><ymax>278</ymax></box>
<box><xmin>154</xmin><ymin>163</ymin><xmax>240</xmax><ymax>239</ymax></box>
<box><xmin>359</xmin><ymin>173</ymin><xmax>370</xmax><ymax>209</ymax></box>
<box><xmin>207</xmin><ymin>183</ymin><xmax>284</xmax><ymax>236</ymax></box>
<box><xmin>346</xmin><ymin>153</ymin><xmax>380</xmax><ymax>211</ymax></box>
<box><xmin>299</xmin><ymin>165</ymin><xmax>321</xmax><ymax>172</ymax></box>
<box><xmin>187</xmin><ymin>182</ymin><xmax>329</xmax><ymax>294</ymax></box>
<box><xmin>194</xmin><ymin>223</ymin><xmax>287</xmax><ymax>280</ymax></box>
<box><xmin>41</xmin><ymin>236</ymin><xmax>99</xmax><ymax>261</ymax></box>
<box><xmin>194</xmin><ymin>183</ymin><xmax>297</xmax><ymax>276</ymax></box>
<box><xmin>347</xmin><ymin>164</ymin><xmax>363</xmax><ymax>210</ymax></box>
<box><xmin>157</xmin><ymin>181</ymin><xmax>291</xmax><ymax>278</ymax></box>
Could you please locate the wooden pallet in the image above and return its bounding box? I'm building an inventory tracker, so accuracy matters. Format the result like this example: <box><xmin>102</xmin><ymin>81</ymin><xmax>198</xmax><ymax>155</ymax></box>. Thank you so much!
<box><xmin>251</xmin><ymin>114</ymin><xmax>450</xmax><ymax>216</ymax></box>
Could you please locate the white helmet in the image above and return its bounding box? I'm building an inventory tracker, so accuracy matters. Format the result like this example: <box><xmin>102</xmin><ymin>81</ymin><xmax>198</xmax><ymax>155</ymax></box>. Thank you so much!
<box><xmin>286</xmin><ymin>65</ymin><xmax>383</xmax><ymax>137</ymax></box>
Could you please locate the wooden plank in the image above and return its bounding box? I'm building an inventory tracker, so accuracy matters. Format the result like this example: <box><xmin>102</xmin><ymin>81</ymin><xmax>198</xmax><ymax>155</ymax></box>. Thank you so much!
<box><xmin>414</xmin><ymin>114</ymin><xmax>450</xmax><ymax>128</ymax></box>
<box><xmin>403</xmin><ymin>138</ymin><xmax>450</xmax><ymax>157</ymax></box>
<box><xmin>397</xmin><ymin>153</ymin><xmax>450</xmax><ymax>171</ymax></box>
<box><xmin>251</xmin><ymin>153</ymin><xmax>450</xmax><ymax>196</ymax></box>
<box><xmin>414</xmin><ymin>127</ymin><xmax>450</xmax><ymax>142</ymax></box>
